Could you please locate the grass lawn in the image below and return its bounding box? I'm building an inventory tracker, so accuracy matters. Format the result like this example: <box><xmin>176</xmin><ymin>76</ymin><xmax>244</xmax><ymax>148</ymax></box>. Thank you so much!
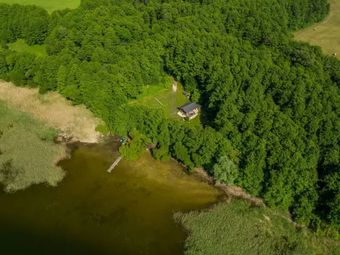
<box><xmin>177</xmin><ymin>200</ymin><xmax>340</xmax><ymax>255</ymax></box>
<box><xmin>8</xmin><ymin>39</ymin><xmax>47</xmax><ymax>57</ymax></box>
<box><xmin>294</xmin><ymin>0</ymin><xmax>340</xmax><ymax>58</ymax></box>
<box><xmin>129</xmin><ymin>83</ymin><xmax>188</xmax><ymax>118</ymax></box>
<box><xmin>129</xmin><ymin>81</ymin><xmax>202</xmax><ymax>127</ymax></box>
<box><xmin>0</xmin><ymin>0</ymin><xmax>80</xmax><ymax>12</ymax></box>
<box><xmin>0</xmin><ymin>100</ymin><xmax>65</xmax><ymax>192</ymax></box>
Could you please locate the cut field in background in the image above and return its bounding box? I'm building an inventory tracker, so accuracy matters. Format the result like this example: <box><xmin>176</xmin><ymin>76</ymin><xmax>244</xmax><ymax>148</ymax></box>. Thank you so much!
<box><xmin>295</xmin><ymin>0</ymin><xmax>340</xmax><ymax>58</ymax></box>
<box><xmin>0</xmin><ymin>0</ymin><xmax>80</xmax><ymax>12</ymax></box>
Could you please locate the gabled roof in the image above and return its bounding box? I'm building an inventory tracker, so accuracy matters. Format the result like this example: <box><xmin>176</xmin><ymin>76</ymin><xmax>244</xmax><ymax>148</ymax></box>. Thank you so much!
<box><xmin>178</xmin><ymin>102</ymin><xmax>201</xmax><ymax>113</ymax></box>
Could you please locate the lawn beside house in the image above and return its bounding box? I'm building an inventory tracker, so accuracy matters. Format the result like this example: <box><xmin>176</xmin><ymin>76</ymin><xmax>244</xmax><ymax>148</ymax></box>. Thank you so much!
<box><xmin>128</xmin><ymin>80</ymin><xmax>201</xmax><ymax>126</ymax></box>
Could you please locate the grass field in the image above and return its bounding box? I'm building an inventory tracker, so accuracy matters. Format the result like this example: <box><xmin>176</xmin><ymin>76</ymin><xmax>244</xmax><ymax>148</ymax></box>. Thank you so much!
<box><xmin>177</xmin><ymin>200</ymin><xmax>340</xmax><ymax>255</ymax></box>
<box><xmin>0</xmin><ymin>0</ymin><xmax>80</xmax><ymax>12</ymax></box>
<box><xmin>295</xmin><ymin>0</ymin><xmax>340</xmax><ymax>58</ymax></box>
<box><xmin>130</xmin><ymin>85</ymin><xmax>188</xmax><ymax>116</ymax></box>
<box><xmin>0</xmin><ymin>100</ymin><xmax>65</xmax><ymax>192</ymax></box>
<box><xmin>129</xmin><ymin>81</ymin><xmax>202</xmax><ymax>126</ymax></box>
<box><xmin>8</xmin><ymin>39</ymin><xmax>47</xmax><ymax>57</ymax></box>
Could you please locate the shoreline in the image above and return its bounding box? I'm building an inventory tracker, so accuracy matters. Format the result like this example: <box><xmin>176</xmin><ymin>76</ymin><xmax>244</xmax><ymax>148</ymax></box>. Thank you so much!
<box><xmin>0</xmin><ymin>81</ymin><xmax>102</xmax><ymax>143</ymax></box>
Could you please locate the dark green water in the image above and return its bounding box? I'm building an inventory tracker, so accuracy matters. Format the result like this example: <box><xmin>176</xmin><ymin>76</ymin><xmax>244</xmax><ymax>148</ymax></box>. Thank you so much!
<box><xmin>0</xmin><ymin>143</ymin><xmax>219</xmax><ymax>255</ymax></box>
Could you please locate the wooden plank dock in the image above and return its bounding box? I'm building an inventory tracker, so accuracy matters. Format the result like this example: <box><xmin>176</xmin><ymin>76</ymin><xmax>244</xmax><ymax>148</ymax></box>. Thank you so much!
<box><xmin>107</xmin><ymin>156</ymin><xmax>123</xmax><ymax>173</ymax></box>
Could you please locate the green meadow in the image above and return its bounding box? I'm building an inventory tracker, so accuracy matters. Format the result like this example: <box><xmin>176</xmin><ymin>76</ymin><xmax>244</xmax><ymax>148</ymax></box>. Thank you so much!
<box><xmin>128</xmin><ymin>81</ymin><xmax>202</xmax><ymax>126</ymax></box>
<box><xmin>0</xmin><ymin>101</ymin><xmax>65</xmax><ymax>192</ymax></box>
<box><xmin>0</xmin><ymin>0</ymin><xmax>80</xmax><ymax>12</ymax></box>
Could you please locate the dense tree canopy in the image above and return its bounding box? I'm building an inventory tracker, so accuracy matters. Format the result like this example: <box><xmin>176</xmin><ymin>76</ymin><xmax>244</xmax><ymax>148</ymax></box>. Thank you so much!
<box><xmin>0</xmin><ymin>0</ymin><xmax>338</xmax><ymax>232</ymax></box>
<box><xmin>0</xmin><ymin>4</ymin><xmax>49</xmax><ymax>45</ymax></box>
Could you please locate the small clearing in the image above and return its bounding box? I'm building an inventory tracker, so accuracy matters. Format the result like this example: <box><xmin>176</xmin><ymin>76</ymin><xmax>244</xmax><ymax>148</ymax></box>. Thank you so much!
<box><xmin>8</xmin><ymin>39</ymin><xmax>47</xmax><ymax>57</ymax></box>
<box><xmin>294</xmin><ymin>0</ymin><xmax>340</xmax><ymax>58</ymax></box>
<box><xmin>0</xmin><ymin>81</ymin><xmax>101</xmax><ymax>143</ymax></box>
<box><xmin>0</xmin><ymin>0</ymin><xmax>80</xmax><ymax>13</ymax></box>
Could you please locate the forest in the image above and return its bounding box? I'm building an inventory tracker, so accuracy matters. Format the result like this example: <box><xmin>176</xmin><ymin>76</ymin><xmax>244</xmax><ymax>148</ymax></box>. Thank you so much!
<box><xmin>0</xmin><ymin>0</ymin><xmax>338</xmax><ymax>234</ymax></box>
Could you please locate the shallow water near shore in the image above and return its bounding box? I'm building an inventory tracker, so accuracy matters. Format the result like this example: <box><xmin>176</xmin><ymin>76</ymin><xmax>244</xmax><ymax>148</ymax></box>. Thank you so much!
<box><xmin>0</xmin><ymin>142</ymin><xmax>220</xmax><ymax>255</ymax></box>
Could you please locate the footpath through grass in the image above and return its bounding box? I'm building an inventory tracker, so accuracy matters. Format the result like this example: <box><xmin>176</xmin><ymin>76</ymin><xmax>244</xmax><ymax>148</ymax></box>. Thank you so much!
<box><xmin>0</xmin><ymin>101</ymin><xmax>65</xmax><ymax>192</ymax></box>
<box><xmin>177</xmin><ymin>200</ymin><xmax>340</xmax><ymax>255</ymax></box>
<box><xmin>129</xmin><ymin>83</ymin><xmax>187</xmax><ymax>117</ymax></box>
<box><xmin>295</xmin><ymin>0</ymin><xmax>340</xmax><ymax>58</ymax></box>
<box><xmin>0</xmin><ymin>0</ymin><xmax>80</xmax><ymax>12</ymax></box>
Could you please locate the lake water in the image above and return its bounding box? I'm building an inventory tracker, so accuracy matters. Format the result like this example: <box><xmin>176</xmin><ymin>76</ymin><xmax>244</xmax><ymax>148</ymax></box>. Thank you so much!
<box><xmin>0</xmin><ymin>142</ymin><xmax>220</xmax><ymax>255</ymax></box>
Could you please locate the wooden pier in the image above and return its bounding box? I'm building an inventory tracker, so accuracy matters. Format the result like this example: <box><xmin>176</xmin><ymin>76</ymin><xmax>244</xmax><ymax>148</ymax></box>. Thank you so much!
<box><xmin>107</xmin><ymin>156</ymin><xmax>123</xmax><ymax>173</ymax></box>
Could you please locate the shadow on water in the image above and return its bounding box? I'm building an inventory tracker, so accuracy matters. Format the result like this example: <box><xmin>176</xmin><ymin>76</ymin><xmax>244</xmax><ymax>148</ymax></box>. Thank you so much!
<box><xmin>0</xmin><ymin>141</ymin><xmax>220</xmax><ymax>255</ymax></box>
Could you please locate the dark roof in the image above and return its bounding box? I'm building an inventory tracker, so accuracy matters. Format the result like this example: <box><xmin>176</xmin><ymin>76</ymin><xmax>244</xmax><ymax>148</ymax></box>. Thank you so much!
<box><xmin>178</xmin><ymin>102</ymin><xmax>201</xmax><ymax>113</ymax></box>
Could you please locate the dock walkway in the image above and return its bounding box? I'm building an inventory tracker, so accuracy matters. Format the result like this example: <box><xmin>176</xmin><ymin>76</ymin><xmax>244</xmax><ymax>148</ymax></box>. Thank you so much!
<box><xmin>107</xmin><ymin>156</ymin><xmax>123</xmax><ymax>173</ymax></box>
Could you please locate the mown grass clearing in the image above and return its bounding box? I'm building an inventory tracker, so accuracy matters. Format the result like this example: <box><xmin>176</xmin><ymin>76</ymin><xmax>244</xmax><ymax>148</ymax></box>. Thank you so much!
<box><xmin>129</xmin><ymin>82</ymin><xmax>202</xmax><ymax>126</ymax></box>
<box><xmin>0</xmin><ymin>100</ymin><xmax>65</xmax><ymax>192</ymax></box>
<box><xmin>177</xmin><ymin>200</ymin><xmax>340</xmax><ymax>255</ymax></box>
<box><xmin>129</xmin><ymin>84</ymin><xmax>187</xmax><ymax>117</ymax></box>
<box><xmin>295</xmin><ymin>0</ymin><xmax>340</xmax><ymax>58</ymax></box>
<box><xmin>0</xmin><ymin>0</ymin><xmax>80</xmax><ymax>12</ymax></box>
<box><xmin>8</xmin><ymin>39</ymin><xmax>47</xmax><ymax>57</ymax></box>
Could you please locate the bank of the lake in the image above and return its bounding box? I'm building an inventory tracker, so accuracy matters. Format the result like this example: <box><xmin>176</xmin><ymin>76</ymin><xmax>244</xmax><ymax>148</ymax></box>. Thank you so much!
<box><xmin>0</xmin><ymin>100</ymin><xmax>66</xmax><ymax>192</ymax></box>
<box><xmin>177</xmin><ymin>200</ymin><xmax>340</xmax><ymax>255</ymax></box>
<box><xmin>0</xmin><ymin>142</ymin><xmax>220</xmax><ymax>255</ymax></box>
<box><xmin>0</xmin><ymin>81</ymin><xmax>102</xmax><ymax>143</ymax></box>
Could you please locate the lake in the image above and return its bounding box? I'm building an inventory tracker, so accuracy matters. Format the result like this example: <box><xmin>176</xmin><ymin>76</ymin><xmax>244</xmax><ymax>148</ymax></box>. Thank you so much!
<box><xmin>0</xmin><ymin>142</ymin><xmax>220</xmax><ymax>255</ymax></box>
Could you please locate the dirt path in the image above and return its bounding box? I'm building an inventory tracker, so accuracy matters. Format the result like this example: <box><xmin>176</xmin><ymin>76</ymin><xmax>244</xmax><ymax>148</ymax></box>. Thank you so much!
<box><xmin>294</xmin><ymin>0</ymin><xmax>340</xmax><ymax>58</ymax></box>
<box><xmin>0</xmin><ymin>81</ymin><xmax>102</xmax><ymax>143</ymax></box>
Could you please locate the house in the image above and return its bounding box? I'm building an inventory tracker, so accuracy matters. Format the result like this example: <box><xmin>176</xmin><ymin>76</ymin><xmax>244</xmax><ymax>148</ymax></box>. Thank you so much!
<box><xmin>177</xmin><ymin>102</ymin><xmax>201</xmax><ymax>120</ymax></box>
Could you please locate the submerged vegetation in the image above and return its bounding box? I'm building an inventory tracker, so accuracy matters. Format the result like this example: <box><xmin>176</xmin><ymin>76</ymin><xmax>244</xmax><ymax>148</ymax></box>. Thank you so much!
<box><xmin>0</xmin><ymin>144</ymin><xmax>220</xmax><ymax>255</ymax></box>
<box><xmin>177</xmin><ymin>200</ymin><xmax>340</xmax><ymax>255</ymax></box>
<box><xmin>0</xmin><ymin>0</ymin><xmax>338</xmax><ymax>236</ymax></box>
<box><xmin>0</xmin><ymin>101</ymin><xmax>65</xmax><ymax>192</ymax></box>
